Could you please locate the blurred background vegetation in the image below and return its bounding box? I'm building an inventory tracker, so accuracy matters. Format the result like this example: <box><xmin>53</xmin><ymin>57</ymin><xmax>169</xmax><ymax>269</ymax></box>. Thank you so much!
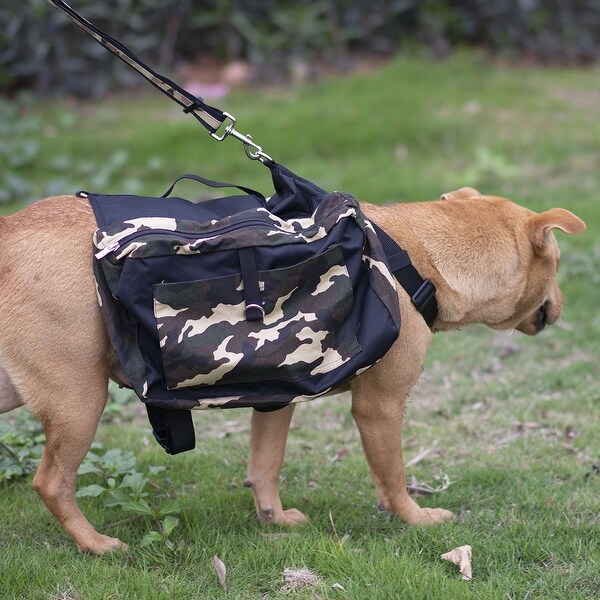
<box><xmin>1</xmin><ymin>1</ymin><xmax>598</xmax><ymax>206</ymax></box>
<box><xmin>2</xmin><ymin>0</ymin><xmax>599</xmax><ymax>97</ymax></box>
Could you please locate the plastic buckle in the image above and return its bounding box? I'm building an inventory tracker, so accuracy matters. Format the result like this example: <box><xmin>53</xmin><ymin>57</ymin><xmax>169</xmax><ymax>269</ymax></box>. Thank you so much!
<box><xmin>411</xmin><ymin>279</ymin><xmax>436</xmax><ymax>313</ymax></box>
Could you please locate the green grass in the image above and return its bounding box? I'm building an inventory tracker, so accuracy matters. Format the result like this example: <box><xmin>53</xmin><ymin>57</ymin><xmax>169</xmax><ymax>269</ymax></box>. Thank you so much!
<box><xmin>1</xmin><ymin>52</ymin><xmax>599</xmax><ymax>599</ymax></box>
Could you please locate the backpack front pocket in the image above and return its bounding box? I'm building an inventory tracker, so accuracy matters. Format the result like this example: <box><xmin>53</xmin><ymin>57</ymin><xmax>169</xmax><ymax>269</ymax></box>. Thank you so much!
<box><xmin>153</xmin><ymin>244</ymin><xmax>361</xmax><ymax>390</ymax></box>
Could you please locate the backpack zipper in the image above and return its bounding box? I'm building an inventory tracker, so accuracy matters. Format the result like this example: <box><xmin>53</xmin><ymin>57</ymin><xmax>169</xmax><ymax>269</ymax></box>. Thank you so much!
<box><xmin>94</xmin><ymin>198</ymin><xmax>356</xmax><ymax>261</ymax></box>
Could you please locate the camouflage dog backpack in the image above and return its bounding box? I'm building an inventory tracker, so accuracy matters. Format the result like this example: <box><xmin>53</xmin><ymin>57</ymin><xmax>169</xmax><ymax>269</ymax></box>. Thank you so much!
<box><xmin>88</xmin><ymin>161</ymin><xmax>436</xmax><ymax>454</ymax></box>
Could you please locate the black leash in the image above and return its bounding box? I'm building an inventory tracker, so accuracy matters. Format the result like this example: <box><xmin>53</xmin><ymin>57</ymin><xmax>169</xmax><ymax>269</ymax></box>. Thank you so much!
<box><xmin>46</xmin><ymin>0</ymin><xmax>273</xmax><ymax>163</ymax></box>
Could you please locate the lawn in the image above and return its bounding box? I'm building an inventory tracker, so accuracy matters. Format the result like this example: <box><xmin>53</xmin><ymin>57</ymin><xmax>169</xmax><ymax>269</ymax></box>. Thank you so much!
<box><xmin>0</xmin><ymin>52</ymin><xmax>598</xmax><ymax>599</ymax></box>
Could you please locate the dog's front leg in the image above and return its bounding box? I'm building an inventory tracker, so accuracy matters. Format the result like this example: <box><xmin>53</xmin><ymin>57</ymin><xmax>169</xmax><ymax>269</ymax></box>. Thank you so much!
<box><xmin>351</xmin><ymin>388</ymin><xmax>453</xmax><ymax>524</ymax></box>
<box><xmin>351</xmin><ymin>294</ymin><xmax>454</xmax><ymax>525</ymax></box>
<box><xmin>245</xmin><ymin>404</ymin><xmax>308</xmax><ymax>526</ymax></box>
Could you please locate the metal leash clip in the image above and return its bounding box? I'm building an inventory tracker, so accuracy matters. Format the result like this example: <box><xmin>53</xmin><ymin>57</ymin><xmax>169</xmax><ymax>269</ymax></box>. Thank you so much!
<box><xmin>210</xmin><ymin>112</ymin><xmax>273</xmax><ymax>163</ymax></box>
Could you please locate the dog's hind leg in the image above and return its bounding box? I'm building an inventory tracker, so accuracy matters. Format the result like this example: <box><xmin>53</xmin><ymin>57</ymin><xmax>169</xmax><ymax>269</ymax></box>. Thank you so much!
<box><xmin>30</xmin><ymin>373</ymin><xmax>126</xmax><ymax>554</ymax></box>
<box><xmin>0</xmin><ymin>196</ymin><xmax>127</xmax><ymax>553</ymax></box>
<box><xmin>245</xmin><ymin>404</ymin><xmax>308</xmax><ymax>526</ymax></box>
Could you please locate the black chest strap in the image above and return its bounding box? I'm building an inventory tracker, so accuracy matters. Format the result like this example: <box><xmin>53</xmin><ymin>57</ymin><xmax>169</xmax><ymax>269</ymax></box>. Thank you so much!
<box><xmin>371</xmin><ymin>221</ymin><xmax>438</xmax><ymax>329</ymax></box>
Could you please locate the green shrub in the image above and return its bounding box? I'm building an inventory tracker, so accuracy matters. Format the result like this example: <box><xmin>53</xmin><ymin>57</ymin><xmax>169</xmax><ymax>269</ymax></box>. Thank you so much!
<box><xmin>1</xmin><ymin>1</ymin><xmax>599</xmax><ymax>96</ymax></box>
<box><xmin>0</xmin><ymin>0</ymin><xmax>180</xmax><ymax>96</ymax></box>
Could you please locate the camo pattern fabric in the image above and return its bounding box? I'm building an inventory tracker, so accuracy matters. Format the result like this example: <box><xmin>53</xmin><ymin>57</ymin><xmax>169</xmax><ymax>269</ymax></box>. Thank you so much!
<box><xmin>92</xmin><ymin>190</ymin><xmax>401</xmax><ymax>408</ymax></box>
<box><xmin>94</xmin><ymin>193</ymin><xmax>357</xmax><ymax>260</ymax></box>
<box><xmin>154</xmin><ymin>244</ymin><xmax>360</xmax><ymax>389</ymax></box>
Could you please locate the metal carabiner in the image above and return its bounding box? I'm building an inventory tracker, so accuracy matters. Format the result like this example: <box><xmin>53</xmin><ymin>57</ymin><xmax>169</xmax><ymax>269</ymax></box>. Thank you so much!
<box><xmin>210</xmin><ymin>112</ymin><xmax>273</xmax><ymax>163</ymax></box>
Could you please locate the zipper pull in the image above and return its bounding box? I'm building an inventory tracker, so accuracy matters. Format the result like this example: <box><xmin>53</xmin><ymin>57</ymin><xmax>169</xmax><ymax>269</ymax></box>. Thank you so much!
<box><xmin>95</xmin><ymin>242</ymin><xmax>120</xmax><ymax>259</ymax></box>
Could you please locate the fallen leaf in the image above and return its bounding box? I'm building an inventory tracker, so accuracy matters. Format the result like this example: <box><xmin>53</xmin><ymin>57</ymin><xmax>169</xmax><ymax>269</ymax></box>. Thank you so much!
<box><xmin>407</xmin><ymin>474</ymin><xmax>452</xmax><ymax>497</ymax></box>
<box><xmin>332</xmin><ymin>582</ymin><xmax>347</xmax><ymax>592</ymax></box>
<box><xmin>441</xmin><ymin>545</ymin><xmax>472</xmax><ymax>580</ymax></box>
<box><xmin>213</xmin><ymin>555</ymin><xmax>227</xmax><ymax>591</ymax></box>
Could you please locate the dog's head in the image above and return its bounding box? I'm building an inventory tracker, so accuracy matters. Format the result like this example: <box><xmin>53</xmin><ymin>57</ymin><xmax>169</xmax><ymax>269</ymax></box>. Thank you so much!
<box><xmin>435</xmin><ymin>189</ymin><xmax>586</xmax><ymax>335</ymax></box>
<box><xmin>512</xmin><ymin>208</ymin><xmax>586</xmax><ymax>335</ymax></box>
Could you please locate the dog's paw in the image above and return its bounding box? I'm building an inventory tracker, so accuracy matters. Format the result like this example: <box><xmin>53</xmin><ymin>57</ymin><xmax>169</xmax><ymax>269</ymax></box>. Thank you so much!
<box><xmin>276</xmin><ymin>508</ymin><xmax>309</xmax><ymax>526</ymax></box>
<box><xmin>406</xmin><ymin>506</ymin><xmax>455</xmax><ymax>525</ymax></box>
<box><xmin>259</xmin><ymin>507</ymin><xmax>309</xmax><ymax>527</ymax></box>
<box><xmin>77</xmin><ymin>534</ymin><xmax>128</xmax><ymax>555</ymax></box>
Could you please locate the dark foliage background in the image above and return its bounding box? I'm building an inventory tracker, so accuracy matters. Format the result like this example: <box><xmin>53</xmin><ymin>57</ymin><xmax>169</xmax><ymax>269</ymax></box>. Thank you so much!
<box><xmin>2</xmin><ymin>0</ymin><xmax>599</xmax><ymax>96</ymax></box>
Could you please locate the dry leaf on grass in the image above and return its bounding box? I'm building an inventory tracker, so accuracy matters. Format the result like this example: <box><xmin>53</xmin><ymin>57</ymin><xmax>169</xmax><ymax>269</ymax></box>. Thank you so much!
<box><xmin>407</xmin><ymin>473</ymin><xmax>452</xmax><ymax>497</ymax></box>
<box><xmin>213</xmin><ymin>555</ymin><xmax>227</xmax><ymax>591</ymax></box>
<box><xmin>281</xmin><ymin>567</ymin><xmax>321</xmax><ymax>593</ymax></box>
<box><xmin>441</xmin><ymin>545</ymin><xmax>473</xmax><ymax>580</ymax></box>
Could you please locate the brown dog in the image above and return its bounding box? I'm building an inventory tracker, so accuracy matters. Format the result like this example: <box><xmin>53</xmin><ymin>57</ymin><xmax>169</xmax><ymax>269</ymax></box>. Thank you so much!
<box><xmin>0</xmin><ymin>187</ymin><xmax>585</xmax><ymax>554</ymax></box>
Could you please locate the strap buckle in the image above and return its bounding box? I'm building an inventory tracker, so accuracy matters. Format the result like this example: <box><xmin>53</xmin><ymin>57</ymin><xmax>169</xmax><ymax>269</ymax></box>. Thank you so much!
<box><xmin>210</xmin><ymin>112</ymin><xmax>273</xmax><ymax>163</ymax></box>
<box><xmin>411</xmin><ymin>279</ymin><xmax>437</xmax><ymax>313</ymax></box>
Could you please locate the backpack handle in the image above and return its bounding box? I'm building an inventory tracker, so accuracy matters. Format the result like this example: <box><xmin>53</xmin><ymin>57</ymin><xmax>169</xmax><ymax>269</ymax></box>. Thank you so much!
<box><xmin>161</xmin><ymin>173</ymin><xmax>265</xmax><ymax>201</ymax></box>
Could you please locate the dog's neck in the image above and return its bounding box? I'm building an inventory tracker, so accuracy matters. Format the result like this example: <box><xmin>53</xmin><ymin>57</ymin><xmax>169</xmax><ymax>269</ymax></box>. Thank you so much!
<box><xmin>361</xmin><ymin>198</ymin><xmax>532</xmax><ymax>332</ymax></box>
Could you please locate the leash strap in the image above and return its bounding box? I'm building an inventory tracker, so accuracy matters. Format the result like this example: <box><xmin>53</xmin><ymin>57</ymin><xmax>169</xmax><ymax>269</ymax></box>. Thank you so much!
<box><xmin>371</xmin><ymin>222</ymin><xmax>438</xmax><ymax>328</ymax></box>
<box><xmin>46</xmin><ymin>0</ymin><xmax>227</xmax><ymax>135</ymax></box>
<box><xmin>47</xmin><ymin>0</ymin><xmax>273</xmax><ymax>161</ymax></box>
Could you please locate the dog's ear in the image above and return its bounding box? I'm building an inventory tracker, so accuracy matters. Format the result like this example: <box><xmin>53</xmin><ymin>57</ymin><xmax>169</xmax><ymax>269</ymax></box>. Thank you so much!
<box><xmin>529</xmin><ymin>208</ymin><xmax>586</xmax><ymax>253</ymax></box>
<box><xmin>440</xmin><ymin>187</ymin><xmax>481</xmax><ymax>201</ymax></box>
